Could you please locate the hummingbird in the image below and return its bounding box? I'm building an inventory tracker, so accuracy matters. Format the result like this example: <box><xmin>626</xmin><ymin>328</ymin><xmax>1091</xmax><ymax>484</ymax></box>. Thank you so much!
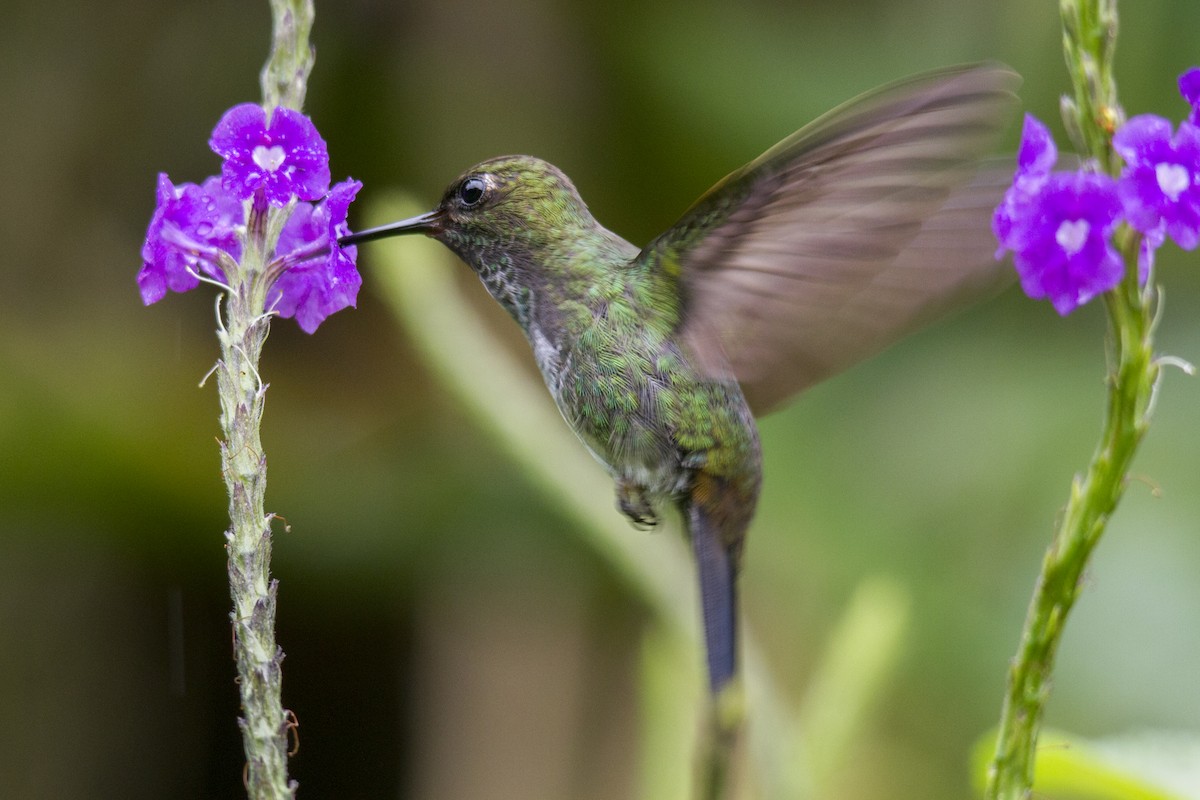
<box><xmin>341</xmin><ymin>63</ymin><xmax>1019</xmax><ymax>695</ymax></box>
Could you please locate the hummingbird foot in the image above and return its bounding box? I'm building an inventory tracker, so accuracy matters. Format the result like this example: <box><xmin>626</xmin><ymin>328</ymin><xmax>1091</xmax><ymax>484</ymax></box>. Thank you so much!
<box><xmin>616</xmin><ymin>481</ymin><xmax>659</xmax><ymax>530</ymax></box>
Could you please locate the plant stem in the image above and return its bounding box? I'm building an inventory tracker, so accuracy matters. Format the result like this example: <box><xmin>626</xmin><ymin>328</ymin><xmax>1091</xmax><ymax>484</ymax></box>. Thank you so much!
<box><xmin>699</xmin><ymin>684</ymin><xmax>744</xmax><ymax>800</ymax></box>
<box><xmin>1059</xmin><ymin>0</ymin><xmax>1121</xmax><ymax>165</ymax></box>
<box><xmin>219</xmin><ymin>1</ymin><xmax>316</xmax><ymax>796</ymax></box>
<box><xmin>986</xmin><ymin>257</ymin><xmax>1155</xmax><ymax>800</ymax></box>
<box><xmin>986</xmin><ymin>3</ymin><xmax>1161</xmax><ymax>797</ymax></box>
<box><xmin>261</xmin><ymin>0</ymin><xmax>315</xmax><ymax>112</ymax></box>
<box><xmin>219</xmin><ymin>258</ymin><xmax>294</xmax><ymax>799</ymax></box>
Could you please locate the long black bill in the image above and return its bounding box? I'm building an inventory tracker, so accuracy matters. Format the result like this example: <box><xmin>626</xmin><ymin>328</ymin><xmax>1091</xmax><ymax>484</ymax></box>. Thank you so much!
<box><xmin>338</xmin><ymin>210</ymin><xmax>441</xmax><ymax>247</ymax></box>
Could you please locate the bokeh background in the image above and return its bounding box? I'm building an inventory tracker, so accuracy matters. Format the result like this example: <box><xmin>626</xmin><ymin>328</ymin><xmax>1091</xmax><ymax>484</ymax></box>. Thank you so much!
<box><xmin>2</xmin><ymin>0</ymin><xmax>1198</xmax><ymax>798</ymax></box>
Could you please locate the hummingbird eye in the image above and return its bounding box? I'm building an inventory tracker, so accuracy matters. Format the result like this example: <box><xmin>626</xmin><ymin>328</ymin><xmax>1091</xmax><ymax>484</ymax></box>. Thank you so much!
<box><xmin>457</xmin><ymin>177</ymin><xmax>487</xmax><ymax>208</ymax></box>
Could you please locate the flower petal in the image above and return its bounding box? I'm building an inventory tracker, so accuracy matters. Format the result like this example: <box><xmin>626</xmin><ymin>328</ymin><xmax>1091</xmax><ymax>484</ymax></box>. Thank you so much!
<box><xmin>994</xmin><ymin>116</ymin><xmax>1061</xmax><ymax>257</ymax></box>
<box><xmin>1003</xmin><ymin>170</ymin><xmax>1123</xmax><ymax>315</ymax></box>
<box><xmin>209</xmin><ymin>103</ymin><xmax>268</xmax><ymax>162</ymax></box>
<box><xmin>1115</xmin><ymin>115</ymin><xmax>1200</xmax><ymax>250</ymax></box>
<box><xmin>1017</xmin><ymin>114</ymin><xmax>1057</xmax><ymax>177</ymax></box>
<box><xmin>1180</xmin><ymin>67</ymin><xmax>1200</xmax><ymax>125</ymax></box>
<box><xmin>209</xmin><ymin>103</ymin><xmax>331</xmax><ymax>206</ymax></box>
<box><xmin>268</xmin><ymin>179</ymin><xmax>363</xmax><ymax>332</ymax></box>
<box><xmin>266</xmin><ymin>108</ymin><xmax>331</xmax><ymax>202</ymax></box>
<box><xmin>138</xmin><ymin>173</ymin><xmax>244</xmax><ymax>304</ymax></box>
<box><xmin>1113</xmin><ymin>114</ymin><xmax>1175</xmax><ymax>164</ymax></box>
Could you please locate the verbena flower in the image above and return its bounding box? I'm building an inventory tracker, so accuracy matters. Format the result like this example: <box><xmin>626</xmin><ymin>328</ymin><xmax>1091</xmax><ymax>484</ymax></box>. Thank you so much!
<box><xmin>209</xmin><ymin>103</ymin><xmax>331</xmax><ymax>207</ymax></box>
<box><xmin>1005</xmin><ymin>171</ymin><xmax>1123</xmax><ymax>316</ymax></box>
<box><xmin>993</xmin><ymin>115</ymin><xmax>1057</xmax><ymax>249</ymax></box>
<box><xmin>1179</xmin><ymin>67</ymin><xmax>1200</xmax><ymax>126</ymax></box>
<box><xmin>269</xmin><ymin>179</ymin><xmax>363</xmax><ymax>333</ymax></box>
<box><xmin>994</xmin><ymin>115</ymin><xmax>1124</xmax><ymax>315</ymax></box>
<box><xmin>140</xmin><ymin>104</ymin><xmax>360</xmax><ymax>333</ymax></box>
<box><xmin>1112</xmin><ymin>114</ymin><xmax>1200</xmax><ymax>251</ymax></box>
<box><xmin>138</xmin><ymin>174</ymin><xmax>243</xmax><ymax>305</ymax></box>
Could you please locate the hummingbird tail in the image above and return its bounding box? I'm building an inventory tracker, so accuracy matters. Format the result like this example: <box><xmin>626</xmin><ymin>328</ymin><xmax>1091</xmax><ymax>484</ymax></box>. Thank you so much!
<box><xmin>686</xmin><ymin>499</ymin><xmax>740</xmax><ymax>694</ymax></box>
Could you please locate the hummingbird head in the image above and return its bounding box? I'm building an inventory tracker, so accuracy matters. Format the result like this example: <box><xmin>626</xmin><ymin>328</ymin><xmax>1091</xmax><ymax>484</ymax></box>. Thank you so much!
<box><xmin>341</xmin><ymin>155</ymin><xmax>599</xmax><ymax>274</ymax></box>
<box><xmin>341</xmin><ymin>155</ymin><xmax>639</xmax><ymax>330</ymax></box>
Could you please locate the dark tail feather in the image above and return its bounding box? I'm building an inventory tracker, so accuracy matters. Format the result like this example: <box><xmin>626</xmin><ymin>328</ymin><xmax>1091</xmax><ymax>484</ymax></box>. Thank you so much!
<box><xmin>687</xmin><ymin>502</ymin><xmax>739</xmax><ymax>694</ymax></box>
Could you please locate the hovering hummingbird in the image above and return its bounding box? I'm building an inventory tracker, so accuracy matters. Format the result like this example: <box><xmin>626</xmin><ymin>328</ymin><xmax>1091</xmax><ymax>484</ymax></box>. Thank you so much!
<box><xmin>342</xmin><ymin>64</ymin><xmax>1019</xmax><ymax>695</ymax></box>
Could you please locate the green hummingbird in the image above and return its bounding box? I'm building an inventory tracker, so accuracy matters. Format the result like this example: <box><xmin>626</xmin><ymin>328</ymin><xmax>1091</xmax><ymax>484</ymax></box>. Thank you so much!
<box><xmin>341</xmin><ymin>63</ymin><xmax>1019</xmax><ymax>694</ymax></box>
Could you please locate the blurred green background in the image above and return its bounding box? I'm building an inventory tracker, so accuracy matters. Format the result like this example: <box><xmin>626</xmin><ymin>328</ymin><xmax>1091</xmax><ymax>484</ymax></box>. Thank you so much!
<box><xmin>2</xmin><ymin>0</ymin><xmax>1198</xmax><ymax>798</ymax></box>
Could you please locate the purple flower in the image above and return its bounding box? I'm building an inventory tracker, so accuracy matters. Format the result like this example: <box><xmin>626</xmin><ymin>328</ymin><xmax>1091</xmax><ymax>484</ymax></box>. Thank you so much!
<box><xmin>993</xmin><ymin>115</ymin><xmax>1058</xmax><ymax>249</ymax></box>
<box><xmin>142</xmin><ymin>103</ymin><xmax>361</xmax><ymax>333</ymax></box>
<box><xmin>1112</xmin><ymin>114</ymin><xmax>1200</xmax><ymax>250</ymax></box>
<box><xmin>138</xmin><ymin>174</ymin><xmax>243</xmax><ymax>305</ymax></box>
<box><xmin>1004</xmin><ymin>171</ymin><xmax>1124</xmax><ymax>316</ymax></box>
<box><xmin>209</xmin><ymin>103</ymin><xmax>330</xmax><ymax>207</ymax></box>
<box><xmin>268</xmin><ymin>179</ymin><xmax>363</xmax><ymax>333</ymax></box>
<box><xmin>1016</xmin><ymin>113</ymin><xmax>1059</xmax><ymax>177</ymax></box>
<box><xmin>1179</xmin><ymin>68</ymin><xmax>1200</xmax><ymax>125</ymax></box>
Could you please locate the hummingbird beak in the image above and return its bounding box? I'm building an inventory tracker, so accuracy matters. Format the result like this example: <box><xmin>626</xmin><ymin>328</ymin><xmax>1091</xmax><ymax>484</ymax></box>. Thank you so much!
<box><xmin>338</xmin><ymin>210</ymin><xmax>442</xmax><ymax>247</ymax></box>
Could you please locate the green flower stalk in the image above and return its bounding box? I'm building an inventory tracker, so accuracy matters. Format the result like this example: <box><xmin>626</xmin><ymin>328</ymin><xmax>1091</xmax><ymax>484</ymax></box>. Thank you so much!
<box><xmin>986</xmin><ymin>231</ymin><xmax>1157</xmax><ymax>800</ymax></box>
<box><xmin>261</xmin><ymin>0</ymin><xmax>315</xmax><ymax>112</ymax></box>
<box><xmin>986</xmin><ymin>1</ymin><xmax>1200</xmax><ymax>796</ymax></box>
<box><xmin>138</xmin><ymin>1</ymin><xmax>363</xmax><ymax>795</ymax></box>
<box><xmin>218</xmin><ymin>262</ymin><xmax>293</xmax><ymax>799</ymax></box>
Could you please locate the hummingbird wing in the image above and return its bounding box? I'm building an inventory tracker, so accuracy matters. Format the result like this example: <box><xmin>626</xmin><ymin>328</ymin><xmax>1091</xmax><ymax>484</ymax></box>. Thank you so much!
<box><xmin>638</xmin><ymin>63</ymin><xmax>1020</xmax><ymax>414</ymax></box>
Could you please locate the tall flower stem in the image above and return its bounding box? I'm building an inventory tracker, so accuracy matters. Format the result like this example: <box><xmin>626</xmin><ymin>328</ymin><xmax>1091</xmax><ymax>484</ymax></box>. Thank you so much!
<box><xmin>220</xmin><ymin>1</ymin><xmax>315</xmax><ymax>797</ymax></box>
<box><xmin>985</xmin><ymin>2</ymin><xmax>1161</xmax><ymax>797</ymax></box>
<box><xmin>986</xmin><ymin>236</ymin><xmax>1156</xmax><ymax>799</ymax></box>
<box><xmin>261</xmin><ymin>0</ymin><xmax>315</xmax><ymax>111</ymax></box>
<box><xmin>220</xmin><ymin>248</ymin><xmax>293</xmax><ymax>798</ymax></box>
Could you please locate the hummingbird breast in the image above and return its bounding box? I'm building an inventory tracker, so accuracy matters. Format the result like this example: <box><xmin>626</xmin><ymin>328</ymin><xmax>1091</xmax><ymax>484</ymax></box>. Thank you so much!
<box><xmin>449</xmin><ymin>216</ymin><xmax>762</xmax><ymax>533</ymax></box>
<box><xmin>525</xmin><ymin>255</ymin><xmax>763</xmax><ymax>525</ymax></box>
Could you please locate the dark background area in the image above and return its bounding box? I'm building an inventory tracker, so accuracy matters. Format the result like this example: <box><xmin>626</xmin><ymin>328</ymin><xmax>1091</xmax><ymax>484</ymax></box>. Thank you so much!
<box><xmin>2</xmin><ymin>1</ymin><xmax>1198</xmax><ymax>798</ymax></box>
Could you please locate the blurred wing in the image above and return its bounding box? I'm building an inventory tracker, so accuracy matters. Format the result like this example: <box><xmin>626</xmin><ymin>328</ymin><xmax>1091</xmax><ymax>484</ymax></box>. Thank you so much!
<box><xmin>639</xmin><ymin>63</ymin><xmax>1020</xmax><ymax>414</ymax></box>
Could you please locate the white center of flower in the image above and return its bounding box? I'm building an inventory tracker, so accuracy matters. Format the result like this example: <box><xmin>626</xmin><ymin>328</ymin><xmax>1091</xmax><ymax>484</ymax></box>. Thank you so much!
<box><xmin>252</xmin><ymin>144</ymin><xmax>287</xmax><ymax>173</ymax></box>
<box><xmin>1155</xmin><ymin>162</ymin><xmax>1190</xmax><ymax>202</ymax></box>
<box><xmin>1055</xmin><ymin>218</ymin><xmax>1090</xmax><ymax>256</ymax></box>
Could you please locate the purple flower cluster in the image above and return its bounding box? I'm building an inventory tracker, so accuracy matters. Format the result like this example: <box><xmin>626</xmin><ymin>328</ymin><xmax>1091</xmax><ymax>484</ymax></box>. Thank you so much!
<box><xmin>139</xmin><ymin>104</ymin><xmax>361</xmax><ymax>333</ymax></box>
<box><xmin>995</xmin><ymin>68</ymin><xmax>1200</xmax><ymax>315</ymax></box>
